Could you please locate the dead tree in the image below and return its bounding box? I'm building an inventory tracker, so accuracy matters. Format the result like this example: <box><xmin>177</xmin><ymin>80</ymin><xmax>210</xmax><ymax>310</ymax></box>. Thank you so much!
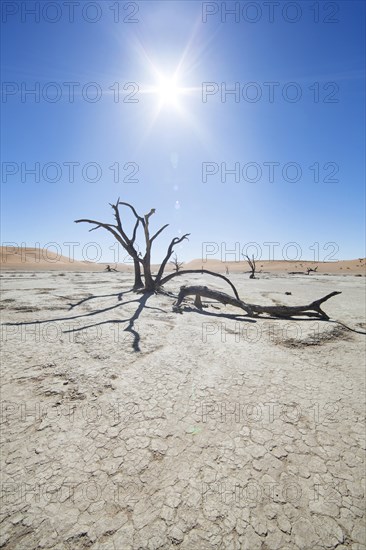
<box><xmin>76</xmin><ymin>199</ymin><xmax>190</xmax><ymax>292</ymax></box>
<box><xmin>173</xmin><ymin>286</ymin><xmax>341</xmax><ymax>320</ymax></box>
<box><xmin>76</xmin><ymin>199</ymin><xmax>237</xmax><ymax>293</ymax></box>
<box><xmin>75</xmin><ymin>199</ymin><xmax>143</xmax><ymax>290</ymax></box>
<box><xmin>136</xmin><ymin>208</ymin><xmax>190</xmax><ymax>291</ymax></box>
<box><xmin>307</xmin><ymin>266</ymin><xmax>318</xmax><ymax>275</ymax></box>
<box><xmin>170</xmin><ymin>254</ymin><xmax>184</xmax><ymax>273</ymax></box>
<box><xmin>105</xmin><ymin>265</ymin><xmax>118</xmax><ymax>272</ymax></box>
<box><xmin>244</xmin><ymin>254</ymin><xmax>256</xmax><ymax>279</ymax></box>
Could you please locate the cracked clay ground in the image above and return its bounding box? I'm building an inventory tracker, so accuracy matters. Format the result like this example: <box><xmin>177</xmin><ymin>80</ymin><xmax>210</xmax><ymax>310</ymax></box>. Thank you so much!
<box><xmin>0</xmin><ymin>271</ymin><xmax>365</xmax><ymax>550</ymax></box>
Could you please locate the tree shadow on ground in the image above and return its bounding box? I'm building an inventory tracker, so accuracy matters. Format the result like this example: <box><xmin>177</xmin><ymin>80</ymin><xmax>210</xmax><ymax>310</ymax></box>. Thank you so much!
<box><xmin>4</xmin><ymin>291</ymin><xmax>364</xmax><ymax>355</ymax></box>
<box><xmin>55</xmin><ymin>289</ymin><xmax>133</xmax><ymax>310</ymax></box>
<box><xmin>3</xmin><ymin>289</ymin><xmax>166</xmax><ymax>352</ymax></box>
<box><xmin>178</xmin><ymin>301</ymin><xmax>366</xmax><ymax>335</ymax></box>
<box><xmin>179</xmin><ymin>305</ymin><xmax>257</xmax><ymax>323</ymax></box>
<box><xmin>179</xmin><ymin>304</ymin><xmax>338</xmax><ymax>325</ymax></box>
<box><xmin>63</xmin><ymin>292</ymin><xmax>166</xmax><ymax>351</ymax></box>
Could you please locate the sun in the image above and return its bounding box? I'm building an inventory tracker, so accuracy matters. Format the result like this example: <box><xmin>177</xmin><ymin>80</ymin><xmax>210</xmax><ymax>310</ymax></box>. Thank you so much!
<box><xmin>152</xmin><ymin>73</ymin><xmax>183</xmax><ymax>109</ymax></box>
<box><xmin>156</xmin><ymin>75</ymin><xmax>180</xmax><ymax>106</ymax></box>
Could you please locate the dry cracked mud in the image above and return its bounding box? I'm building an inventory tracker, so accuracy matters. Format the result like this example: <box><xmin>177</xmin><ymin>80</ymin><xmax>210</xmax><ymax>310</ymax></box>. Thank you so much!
<box><xmin>0</xmin><ymin>271</ymin><xmax>365</xmax><ymax>549</ymax></box>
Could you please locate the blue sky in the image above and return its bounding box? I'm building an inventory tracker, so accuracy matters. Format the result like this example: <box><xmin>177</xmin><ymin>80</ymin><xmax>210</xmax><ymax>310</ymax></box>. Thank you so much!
<box><xmin>1</xmin><ymin>0</ymin><xmax>365</xmax><ymax>263</ymax></box>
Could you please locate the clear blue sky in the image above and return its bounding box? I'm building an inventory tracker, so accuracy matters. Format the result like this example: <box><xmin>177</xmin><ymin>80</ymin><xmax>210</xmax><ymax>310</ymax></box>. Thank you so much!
<box><xmin>1</xmin><ymin>0</ymin><xmax>365</xmax><ymax>263</ymax></box>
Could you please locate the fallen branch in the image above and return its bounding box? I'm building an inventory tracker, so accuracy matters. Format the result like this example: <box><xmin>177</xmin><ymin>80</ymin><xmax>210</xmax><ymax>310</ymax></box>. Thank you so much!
<box><xmin>173</xmin><ymin>286</ymin><xmax>341</xmax><ymax>320</ymax></box>
<box><xmin>159</xmin><ymin>269</ymin><xmax>241</xmax><ymax>300</ymax></box>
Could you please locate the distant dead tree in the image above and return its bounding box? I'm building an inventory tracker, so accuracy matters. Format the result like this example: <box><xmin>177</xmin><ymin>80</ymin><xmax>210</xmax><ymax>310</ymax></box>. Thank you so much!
<box><xmin>244</xmin><ymin>254</ymin><xmax>256</xmax><ymax>279</ymax></box>
<box><xmin>105</xmin><ymin>265</ymin><xmax>118</xmax><ymax>272</ymax></box>
<box><xmin>225</xmin><ymin>266</ymin><xmax>229</xmax><ymax>275</ymax></box>
<box><xmin>306</xmin><ymin>266</ymin><xmax>318</xmax><ymax>275</ymax></box>
<box><xmin>170</xmin><ymin>254</ymin><xmax>184</xmax><ymax>273</ymax></box>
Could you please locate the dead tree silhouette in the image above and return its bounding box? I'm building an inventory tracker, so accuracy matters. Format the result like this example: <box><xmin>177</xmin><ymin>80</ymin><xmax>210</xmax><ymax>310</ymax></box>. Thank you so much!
<box><xmin>76</xmin><ymin>200</ymin><xmax>143</xmax><ymax>289</ymax></box>
<box><xmin>76</xmin><ymin>200</ymin><xmax>189</xmax><ymax>292</ymax></box>
<box><xmin>170</xmin><ymin>254</ymin><xmax>184</xmax><ymax>273</ymax></box>
<box><xmin>244</xmin><ymin>254</ymin><xmax>256</xmax><ymax>279</ymax></box>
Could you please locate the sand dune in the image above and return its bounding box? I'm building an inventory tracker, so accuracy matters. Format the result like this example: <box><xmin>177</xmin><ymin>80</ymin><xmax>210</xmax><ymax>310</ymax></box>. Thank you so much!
<box><xmin>1</xmin><ymin>247</ymin><xmax>365</xmax><ymax>275</ymax></box>
<box><xmin>0</xmin><ymin>247</ymin><xmax>132</xmax><ymax>272</ymax></box>
<box><xmin>185</xmin><ymin>258</ymin><xmax>366</xmax><ymax>275</ymax></box>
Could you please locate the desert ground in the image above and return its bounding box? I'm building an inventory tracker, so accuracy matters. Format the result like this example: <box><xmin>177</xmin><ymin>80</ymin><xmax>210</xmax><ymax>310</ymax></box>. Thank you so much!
<box><xmin>1</xmin><ymin>267</ymin><xmax>365</xmax><ymax>549</ymax></box>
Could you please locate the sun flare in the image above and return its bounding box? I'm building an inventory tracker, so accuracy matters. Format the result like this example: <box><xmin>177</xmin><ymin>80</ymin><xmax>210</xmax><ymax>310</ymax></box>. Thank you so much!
<box><xmin>154</xmin><ymin>74</ymin><xmax>182</xmax><ymax>108</ymax></box>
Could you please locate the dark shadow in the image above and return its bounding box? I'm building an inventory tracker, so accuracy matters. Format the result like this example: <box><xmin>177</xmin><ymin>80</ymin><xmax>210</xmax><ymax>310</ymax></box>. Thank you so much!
<box><xmin>5</xmin><ymin>298</ymin><xmax>141</xmax><ymax>325</ymax></box>
<box><xmin>248</xmin><ymin>313</ymin><xmax>331</xmax><ymax>321</ymax></box>
<box><xmin>5</xmin><ymin>289</ymin><xmax>364</xmax><ymax>356</ymax></box>
<box><xmin>55</xmin><ymin>289</ymin><xmax>133</xmax><ymax>310</ymax></box>
<box><xmin>63</xmin><ymin>293</ymin><xmax>166</xmax><ymax>352</ymax></box>
<box><xmin>180</xmin><ymin>305</ymin><xmax>257</xmax><ymax>323</ymax></box>
<box><xmin>182</xmin><ymin>305</ymin><xmax>366</xmax><ymax>334</ymax></box>
<box><xmin>327</xmin><ymin>319</ymin><xmax>366</xmax><ymax>335</ymax></box>
<box><xmin>3</xmin><ymin>289</ymin><xmax>167</xmax><ymax>352</ymax></box>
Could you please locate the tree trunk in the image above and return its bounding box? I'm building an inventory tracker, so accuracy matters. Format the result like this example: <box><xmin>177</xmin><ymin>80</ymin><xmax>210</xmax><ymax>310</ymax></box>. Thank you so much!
<box><xmin>142</xmin><ymin>257</ymin><xmax>156</xmax><ymax>291</ymax></box>
<box><xmin>133</xmin><ymin>258</ymin><xmax>144</xmax><ymax>289</ymax></box>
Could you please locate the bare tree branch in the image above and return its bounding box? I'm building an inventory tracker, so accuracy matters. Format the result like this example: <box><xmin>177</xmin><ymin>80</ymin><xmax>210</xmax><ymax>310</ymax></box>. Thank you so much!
<box><xmin>150</xmin><ymin>224</ymin><xmax>169</xmax><ymax>245</ymax></box>
<box><xmin>131</xmin><ymin>218</ymin><xmax>139</xmax><ymax>244</ymax></box>
<box><xmin>75</xmin><ymin>219</ymin><xmax>121</xmax><ymax>242</ymax></box>
<box><xmin>117</xmin><ymin>201</ymin><xmax>143</xmax><ymax>222</ymax></box>
<box><xmin>159</xmin><ymin>269</ymin><xmax>241</xmax><ymax>300</ymax></box>
<box><xmin>109</xmin><ymin>200</ymin><xmax>131</xmax><ymax>244</ymax></box>
<box><xmin>144</xmin><ymin>208</ymin><xmax>156</xmax><ymax>223</ymax></box>
<box><xmin>155</xmin><ymin>234</ymin><xmax>190</xmax><ymax>283</ymax></box>
<box><xmin>75</xmin><ymin>205</ymin><xmax>144</xmax><ymax>289</ymax></box>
